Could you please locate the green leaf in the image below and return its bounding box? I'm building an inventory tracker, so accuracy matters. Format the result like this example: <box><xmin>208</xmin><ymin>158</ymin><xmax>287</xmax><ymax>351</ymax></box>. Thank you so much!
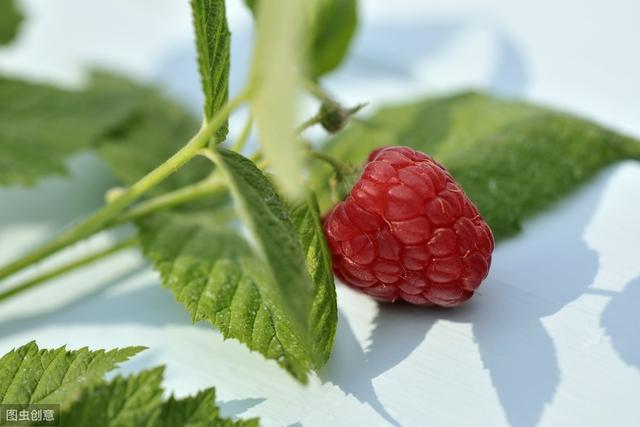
<box><xmin>249</xmin><ymin>0</ymin><xmax>306</xmax><ymax>198</ymax></box>
<box><xmin>137</xmin><ymin>166</ymin><xmax>338</xmax><ymax>379</ymax></box>
<box><xmin>0</xmin><ymin>0</ymin><xmax>23</xmax><ymax>46</ymax></box>
<box><xmin>153</xmin><ymin>388</ymin><xmax>259</xmax><ymax>427</ymax></box>
<box><xmin>0</xmin><ymin>73</ymin><xmax>211</xmax><ymax>190</ymax></box>
<box><xmin>0</xmin><ymin>341</ymin><xmax>144</xmax><ymax>408</ymax></box>
<box><xmin>65</xmin><ymin>369</ymin><xmax>260</xmax><ymax>427</ymax></box>
<box><xmin>313</xmin><ymin>91</ymin><xmax>640</xmax><ymax>240</ymax></box>
<box><xmin>137</xmin><ymin>210</ymin><xmax>312</xmax><ymax>382</ymax></box>
<box><xmin>0</xmin><ymin>343</ymin><xmax>259</xmax><ymax>426</ymax></box>
<box><xmin>190</xmin><ymin>0</ymin><xmax>231</xmax><ymax>142</ymax></box>
<box><xmin>139</xmin><ymin>210</ymin><xmax>311</xmax><ymax>381</ymax></box>
<box><xmin>308</xmin><ymin>0</ymin><xmax>358</xmax><ymax>77</ymax></box>
<box><xmin>0</xmin><ymin>75</ymin><xmax>139</xmax><ymax>186</ymax></box>
<box><xmin>289</xmin><ymin>193</ymin><xmax>337</xmax><ymax>368</ymax></box>
<box><xmin>209</xmin><ymin>149</ymin><xmax>314</xmax><ymax>327</ymax></box>
<box><xmin>90</xmin><ymin>73</ymin><xmax>212</xmax><ymax>194</ymax></box>
<box><xmin>244</xmin><ymin>0</ymin><xmax>358</xmax><ymax>77</ymax></box>
<box><xmin>137</xmin><ymin>173</ymin><xmax>315</xmax><ymax>382</ymax></box>
<box><xmin>63</xmin><ymin>367</ymin><xmax>165</xmax><ymax>427</ymax></box>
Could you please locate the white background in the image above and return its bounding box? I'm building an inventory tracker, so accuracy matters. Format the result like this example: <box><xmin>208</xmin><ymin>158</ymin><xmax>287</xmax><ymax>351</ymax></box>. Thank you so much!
<box><xmin>1</xmin><ymin>1</ymin><xmax>639</xmax><ymax>426</ymax></box>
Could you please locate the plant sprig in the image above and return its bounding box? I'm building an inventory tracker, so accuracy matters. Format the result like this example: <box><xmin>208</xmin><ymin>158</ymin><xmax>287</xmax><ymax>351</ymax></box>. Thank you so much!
<box><xmin>1</xmin><ymin>0</ymin><xmax>638</xmax><ymax>385</ymax></box>
<box><xmin>0</xmin><ymin>0</ymin><xmax>359</xmax><ymax>382</ymax></box>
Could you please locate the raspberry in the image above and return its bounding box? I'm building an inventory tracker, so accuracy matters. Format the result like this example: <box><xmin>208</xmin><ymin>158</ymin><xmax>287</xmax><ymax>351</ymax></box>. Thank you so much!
<box><xmin>323</xmin><ymin>146</ymin><xmax>494</xmax><ymax>307</ymax></box>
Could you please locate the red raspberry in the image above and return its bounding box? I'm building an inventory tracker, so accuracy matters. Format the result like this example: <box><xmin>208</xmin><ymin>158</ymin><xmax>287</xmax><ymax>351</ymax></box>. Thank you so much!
<box><xmin>323</xmin><ymin>146</ymin><xmax>494</xmax><ymax>307</ymax></box>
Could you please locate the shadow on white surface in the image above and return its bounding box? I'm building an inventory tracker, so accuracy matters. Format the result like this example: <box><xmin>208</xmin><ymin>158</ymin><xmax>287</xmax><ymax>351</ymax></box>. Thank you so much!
<box><xmin>321</xmin><ymin>167</ymin><xmax>621</xmax><ymax>427</ymax></box>
<box><xmin>602</xmin><ymin>276</ymin><xmax>640</xmax><ymax>370</ymax></box>
<box><xmin>459</xmin><ymin>180</ymin><xmax>607</xmax><ymax>426</ymax></box>
<box><xmin>218</xmin><ymin>398</ymin><xmax>267</xmax><ymax>421</ymax></box>
<box><xmin>322</xmin><ymin>306</ymin><xmax>435</xmax><ymax>427</ymax></box>
<box><xmin>449</xmin><ymin>170</ymin><xmax>616</xmax><ymax>426</ymax></box>
<box><xmin>0</xmin><ymin>268</ymin><xmax>192</xmax><ymax>338</ymax></box>
<box><xmin>0</xmin><ymin>154</ymin><xmax>115</xmax><ymax>226</ymax></box>
<box><xmin>332</xmin><ymin>17</ymin><xmax>529</xmax><ymax>98</ymax></box>
<box><xmin>154</xmin><ymin>15</ymin><xmax>530</xmax><ymax>130</ymax></box>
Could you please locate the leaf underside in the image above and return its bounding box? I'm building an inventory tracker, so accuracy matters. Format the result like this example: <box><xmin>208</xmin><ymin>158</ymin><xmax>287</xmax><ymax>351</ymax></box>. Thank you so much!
<box><xmin>243</xmin><ymin>0</ymin><xmax>358</xmax><ymax>77</ymax></box>
<box><xmin>314</xmin><ymin>91</ymin><xmax>640</xmax><ymax>241</ymax></box>
<box><xmin>249</xmin><ymin>0</ymin><xmax>306</xmax><ymax>197</ymax></box>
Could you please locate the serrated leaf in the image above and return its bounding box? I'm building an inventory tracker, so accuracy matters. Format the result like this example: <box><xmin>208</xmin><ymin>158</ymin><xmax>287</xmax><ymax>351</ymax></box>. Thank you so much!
<box><xmin>153</xmin><ymin>388</ymin><xmax>259</xmax><ymax>427</ymax></box>
<box><xmin>0</xmin><ymin>75</ymin><xmax>139</xmax><ymax>186</ymax></box>
<box><xmin>137</xmin><ymin>150</ymin><xmax>324</xmax><ymax>381</ymax></box>
<box><xmin>137</xmin><ymin>210</ymin><xmax>312</xmax><ymax>383</ymax></box>
<box><xmin>0</xmin><ymin>0</ymin><xmax>23</xmax><ymax>46</ymax></box>
<box><xmin>0</xmin><ymin>343</ymin><xmax>259</xmax><ymax>427</ymax></box>
<box><xmin>244</xmin><ymin>0</ymin><xmax>357</xmax><ymax>77</ymax></box>
<box><xmin>63</xmin><ymin>367</ymin><xmax>165</xmax><ymax>427</ymax></box>
<box><xmin>137</xmin><ymin>185</ymin><xmax>337</xmax><ymax>380</ymax></box>
<box><xmin>90</xmin><ymin>73</ymin><xmax>213</xmax><ymax>194</ymax></box>
<box><xmin>65</xmin><ymin>369</ymin><xmax>260</xmax><ymax>427</ymax></box>
<box><xmin>289</xmin><ymin>193</ymin><xmax>337</xmax><ymax>368</ymax></box>
<box><xmin>210</xmin><ymin>149</ymin><xmax>314</xmax><ymax>326</ymax></box>
<box><xmin>0</xmin><ymin>341</ymin><xmax>144</xmax><ymax>408</ymax></box>
<box><xmin>313</xmin><ymin>91</ymin><xmax>640</xmax><ymax>240</ymax></box>
<box><xmin>190</xmin><ymin>0</ymin><xmax>231</xmax><ymax>142</ymax></box>
<box><xmin>249</xmin><ymin>0</ymin><xmax>305</xmax><ymax>198</ymax></box>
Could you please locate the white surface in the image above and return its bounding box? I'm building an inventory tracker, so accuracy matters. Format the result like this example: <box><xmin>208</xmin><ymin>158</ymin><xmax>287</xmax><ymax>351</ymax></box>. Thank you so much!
<box><xmin>1</xmin><ymin>1</ymin><xmax>639</xmax><ymax>426</ymax></box>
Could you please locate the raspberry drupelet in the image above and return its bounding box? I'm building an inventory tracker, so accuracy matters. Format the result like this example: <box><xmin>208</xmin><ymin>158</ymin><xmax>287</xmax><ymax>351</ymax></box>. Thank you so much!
<box><xmin>322</xmin><ymin>146</ymin><xmax>494</xmax><ymax>307</ymax></box>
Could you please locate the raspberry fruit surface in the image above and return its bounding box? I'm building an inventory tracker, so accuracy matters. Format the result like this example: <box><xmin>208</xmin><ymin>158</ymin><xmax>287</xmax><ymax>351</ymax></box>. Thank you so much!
<box><xmin>323</xmin><ymin>146</ymin><xmax>494</xmax><ymax>306</ymax></box>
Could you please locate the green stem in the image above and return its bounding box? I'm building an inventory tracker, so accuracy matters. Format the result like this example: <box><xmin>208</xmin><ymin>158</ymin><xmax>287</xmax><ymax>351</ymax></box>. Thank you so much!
<box><xmin>231</xmin><ymin>115</ymin><xmax>253</xmax><ymax>152</ymax></box>
<box><xmin>295</xmin><ymin>114</ymin><xmax>323</xmax><ymax>134</ymax></box>
<box><xmin>0</xmin><ymin>92</ymin><xmax>248</xmax><ymax>281</ymax></box>
<box><xmin>302</xmin><ymin>78</ymin><xmax>332</xmax><ymax>101</ymax></box>
<box><xmin>297</xmin><ymin>99</ymin><xmax>367</xmax><ymax>135</ymax></box>
<box><xmin>0</xmin><ymin>177</ymin><xmax>228</xmax><ymax>300</ymax></box>
<box><xmin>307</xmin><ymin>150</ymin><xmax>352</xmax><ymax>180</ymax></box>
<box><xmin>112</xmin><ymin>175</ymin><xmax>227</xmax><ymax>225</ymax></box>
<box><xmin>0</xmin><ymin>237</ymin><xmax>138</xmax><ymax>303</ymax></box>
